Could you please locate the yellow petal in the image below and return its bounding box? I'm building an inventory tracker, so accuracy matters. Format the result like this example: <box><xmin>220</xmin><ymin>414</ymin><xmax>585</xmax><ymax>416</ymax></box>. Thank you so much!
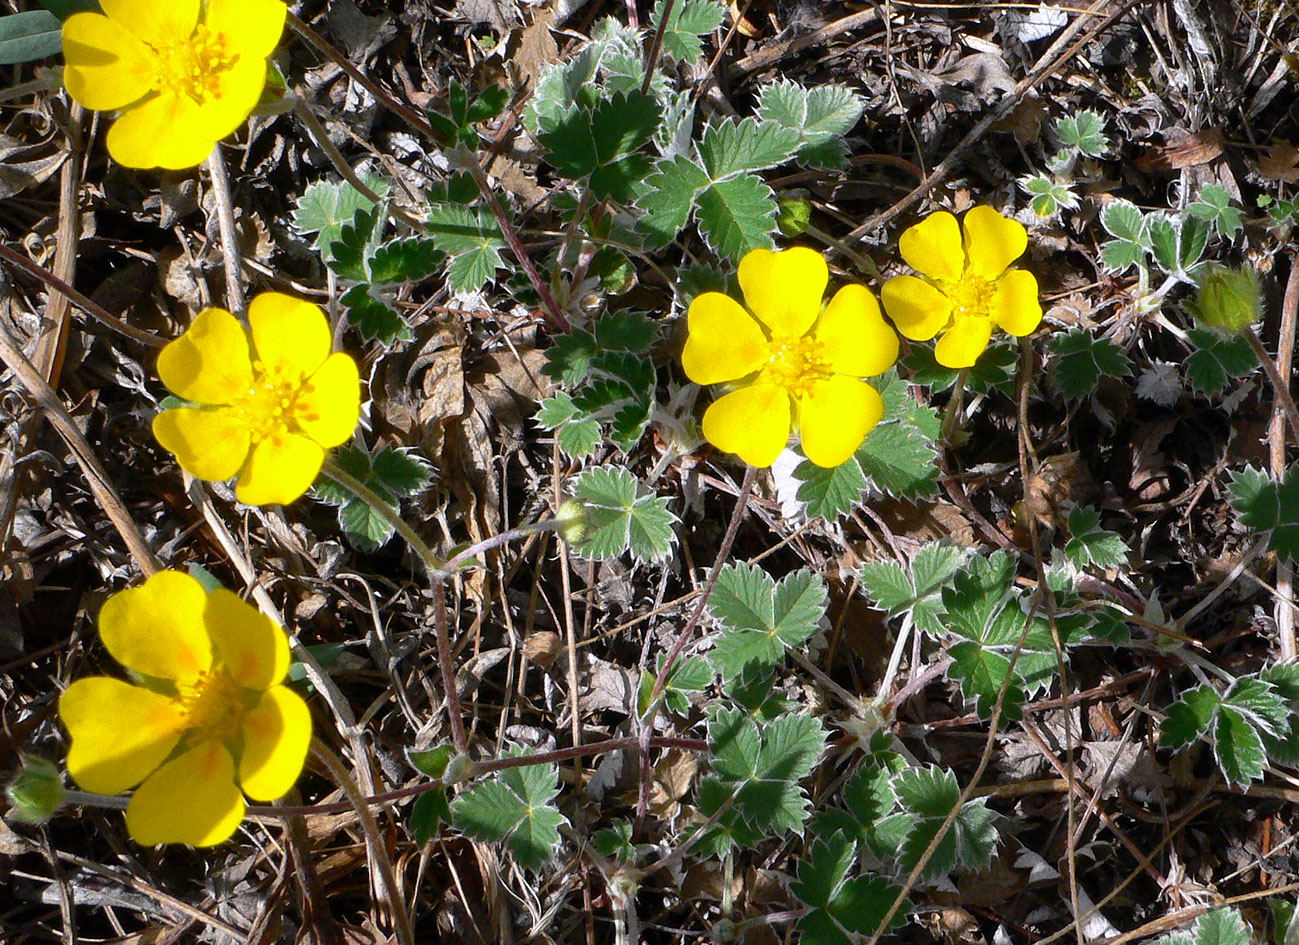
<box><xmin>934</xmin><ymin>315</ymin><xmax>994</xmax><ymax>369</ymax></box>
<box><xmin>248</xmin><ymin>293</ymin><xmax>332</xmax><ymax>380</ymax></box>
<box><xmin>204</xmin><ymin>588</ymin><xmax>289</xmax><ymax>690</ymax></box>
<box><xmin>813</xmin><ymin>284</ymin><xmax>899</xmax><ymax>378</ymax></box>
<box><xmin>191</xmin><ymin>56</ymin><xmax>266</xmax><ymax>144</ymax></box>
<box><xmin>235</xmin><ymin>432</ymin><xmax>324</xmax><ymax>506</ymax></box>
<box><xmin>294</xmin><ymin>353</ymin><xmax>360</xmax><ymax>448</ymax></box>
<box><xmin>101</xmin><ymin>0</ymin><xmax>198</xmax><ymax>48</ymax></box>
<box><xmin>125</xmin><ymin>741</ymin><xmax>245</xmax><ymax>847</ymax></box>
<box><xmin>681</xmin><ymin>292</ymin><xmax>768</xmax><ymax>384</ymax></box>
<box><xmin>61</xmin><ymin>13</ymin><xmax>154</xmax><ymax>111</ymax></box>
<box><xmin>990</xmin><ymin>268</ymin><xmax>1042</xmax><ymax>336</ymax></box>
<box><xmin>60</xmin><ymin>677</ymin><xmax>184</xmax><ymax>795</ymax></box>
<box><xmin>157</xmin><ymin>307</ymin><xmax>253</xmax><ymax>404</ymax></box>
<box><xmin>238</xmin><ymin>687</ymin><xmax>312</xmax><ymax>801</ymax></box>
<box><xmin>880</xmin><ymin>275</ymin><xmax>953</xmax><ymax>341</ymax></box>
<box><xmin>206</xmin><ymin>0</ymin><xmax>286</xmax><ymax>58</ymax></box>
<box><xmin>737</xmin><ymin>247</ymin><xmax>827</xmax><ymax>337</ymax></box>
<box><xmin>105</xmin><ymin>91</ymin><xmax>215</xmax><ymax>169</ymax></box>
<box><xmin>98</xmin><ymin>571</ymin><xmax>212</xmax><ymax>683</ymax></box>
<box><xmin>899</xmin><ymin>211</ymin><xmax>965</xmax><ymax>283</ymax></box>
<box><xmin>701</xmin><ymin>384</ymin><xmax>791</xmax><ymax>468</ymax></box>
<box><xmin>152</xmin><ymin>407</ymin><xmax>251</xmax><ymax>482</ymax></box>
<box><xmin>798</xmin><ymin>376</ymin><xmax>884</xmax><ymax>468</ymax></box>
<box><xmin>961</xmin><ymin>206</ymin><xmax>1028</xmax><ymax>280</ymax></box>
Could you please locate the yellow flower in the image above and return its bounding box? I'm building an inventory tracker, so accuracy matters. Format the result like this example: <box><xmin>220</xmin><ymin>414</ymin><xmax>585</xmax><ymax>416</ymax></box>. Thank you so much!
<box><xmin>153</xmin><ymin>292</ymin><xmax>361</xmax><ymax>506</ymax></box>
<box><xmin>682</xmin><ymin>247</ymin><xmax>899</xmax><ymax>468</ymax></box>
<box><xmin>61</xmin><ymin>0</ymin><xmax>286</xmax><ymax>169</ymax></box>
<box><xmin>881</xmin><ymin>206</ymin><xmax>1042</xmax><ymax>369</ymax></box>
<box><xmin>59</xmin><ymin>571</ymin><xmax>311</xmax><ymax>846</ymax></box>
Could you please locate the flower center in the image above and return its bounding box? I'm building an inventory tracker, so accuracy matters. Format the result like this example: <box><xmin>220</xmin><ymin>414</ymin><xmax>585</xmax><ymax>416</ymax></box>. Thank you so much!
<box><xmin>177</xmin><ymin>668</ymin><xmax>246</xmax><ymax>741</ymax></box>
<box><xmin>950</xmin><ymin>272</ymin><xmax>994</xmax><ymax>319</ymax></box>
<box><xmin>148</xmin><ymin>25</ymin><xmax>238</xmax><ymax>104</ymax></box>
<box><xmin>764</xmin><ymin>334</ymin><xmax>830</xmax><ymax>398</ymax></box>
<box><xmin>231</xmin><ymin>361</ymin><xmax>305</xmax><ymax>444</ymax></box>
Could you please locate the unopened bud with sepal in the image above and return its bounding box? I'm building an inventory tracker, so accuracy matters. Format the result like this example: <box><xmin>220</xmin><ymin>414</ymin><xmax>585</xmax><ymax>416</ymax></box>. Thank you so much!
<box><xmin>1188</xmin><ymin>264</ymin><xmax>1261</xmax><ymax>336</ymax></box>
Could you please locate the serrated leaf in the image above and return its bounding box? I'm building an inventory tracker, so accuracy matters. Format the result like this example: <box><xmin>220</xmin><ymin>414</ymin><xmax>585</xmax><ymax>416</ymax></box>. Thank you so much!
<box><xmin>861</xmin><ymin>543</ymin><xmax>964</xmax><ymax>635</ymax></box>
<box><xmin>339</xmin><ymin>497</ymin><xmax>395</xmax><ymax>551</ymax></box>
<box><xmin>892</xmin><ymin>766</ymin><xmax>960</xmax><ymax>817</ymax></box>
<box><xmin>368</xmin><ymin>238</ymin><xmax>443</xmax><ymax>284</ymax></box>
<box><xmin>1230</xmin><ymin>465</ymin><xmax>1299</xmax><ymax>562</ymax></box>
<box><xmin>1064</xmin><ymin>506</ymin><xmax>1129</xmax><ymax>569</ymax></box>
<box><xmin>451</xmin><ymin>751</ymin><xmax>566</xmax><ymax>869</ymax></box>
<box><xmin>637</xmin><ymin>155</ymin><xmax>710</xmax><ymax>247</ymax></box>
<box><xmin>1223</xmin><ymin>677</ymin><xmax>1290</xmax><ymax>737</ymax></box>
<box><xmin>757</xmin><ymin>79</ymin><xmax>863</xmax><ymax>168</ymax></box>
<box><xmin>794</xmin><ymin>455</ymin><xmax>870</xmax><ymax>520</ymax></box>
<box><xmin>1214</xmin><ymin>704</ymin><xmax>1267</xmax><ymax>787</ymax></box>
<box><xmin>593</xmin><ymin>820</ymin><xmax>638</xmax><ymax>863</ymax></box>
<box><xmin>1184</xmin><ymin>328</ymin><xmax>1256</xmax><ymax>396</ymax></box>
<box><xmin>1049</xmin><ymin>328</ymin><xmax>1132</xmax><ymax>400</ymax></box>
<box><xmin>890</xmin><ymin>766</ymin><xmax>1000</xmax><ymax>880</ymax></box>
<box><xmin>1056</xmin><ymin>110</ymin><xmax>1107</xmax><ymax>157</ymax></box>
<box><xmin>340</xmin><ymin>284</ymin><xmax>411</xmax><ymax>344</ymax></box>
<box><xmin>707</xmin><ymin>706</ymin><xmax>825</xmax><ymax>836</ymax></box>
<box><xmin>707</xmin><ymin>564</ymin><xmax>827</xmax><ymax>680</ymax></box>
<box><xmin>902</xmin><ymin>343</ymin><xmax>1018</xmax><ymax>395</ymax></box>
<box><xmin>543</xmin><ymin>329</ymin><xmax>598</xmax><ymax>385</ymax></box>
<box><xmin>1261</xmin><ymin>662</ymin><xmax>1299</xmax><ymax>701</ymax></box>
<box><xmin>1148</xmin><ymin>214</ymin><xmax>1179</xmax><ymax>271</ymax></box>
<box><xmin>792</xmin><ymin>835</ymin><xmax>909</xmax><ymax>945</ymax></box>
<box><xmin>539</xmin><ymin>91</ymin><xmax>661</xmax><ymax>202</ymax></box>
<box><xmin>1188</xmin><ymin>184</ymin><xmax>1244</xmax><ymax>240</ymax></box>
<box><xmin>410</xmin><ymin>788</ymin><xmax>451</xmax><ymax>844</ymax></box>
<box><xmin>294</xmin><ymin>177</ymin><xmax>387</xmax><ymax>255</ymax></box>
<box><xmin>371</xmin><ymin>446</ymin><xmax>433</xmax><ymax>498</ymax></box>
<box><xmin>698</xmin><ymin>117</ymin><xmax>803</xmax><ymax>179</ymax></box>
<box><xmin>1162</xmin><ymin>685</ymin><xmax>1222</xmax><ymax>748</ymax></box>
<box><xmin>856</xmin><ymin>377</ymin><xmax>940</xmax><ymax>499</ymax></box>
<box><xmin>594</xmin><ymin>310</ymin><xmax>657</xmax><ymax>351</ymax></box>
<box><xmin>654</xmin><ymin>0</ymin><xmax>725</xmax><ymax>61</ymax></box>
<box><xmin>695</xmin><ymin>174</ymin><xmax>778</xmax><ymax>260</ymax></box>
<box><xmin>1101</xmin><ymin>198</ymin><xmax>1145</xmax><ymax>242</ymax></box>
<box><xmin>569</xmin><ymin>467</ymin><xmax>676</xmax><ymax>562</ymax></box>
<box><xmin>329</xmin><ymin>205</ymin><xmax>381</xmax><ymax>282</ymax></box>
<box><xmin>1101</xmin><ymin>238</ymin><xmax>1146</xmax><ymax>272</ymax></box>
<box><xmin>426</xmin><ymin>204</ymin><xmax>506</xmax><ymax>293</ymax></box>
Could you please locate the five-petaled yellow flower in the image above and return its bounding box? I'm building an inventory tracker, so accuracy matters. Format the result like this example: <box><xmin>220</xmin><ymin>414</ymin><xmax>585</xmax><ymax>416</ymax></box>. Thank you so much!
<box><xmin>682</xmin><ymin>247</ymin><xmax>899</xmax><ymax>469</ymax></box>
<box><xmin>60</xmin><ymin>571</ymin><xmax>311</xmax><ymax>846</ymax></box>
<box><xmin>153</xmin><ymin>292</ymin><xmax>360</xmax><ymax>506</ymax></box>
<box><xmin>881</xmin><ymin>206</ymin><xmax>1042</xmax><ymax>369</ymax></box>
<box><xmin>61</xmin><ymin>0</ymin><xmax>287</xmax><ymax>169</ymax></box>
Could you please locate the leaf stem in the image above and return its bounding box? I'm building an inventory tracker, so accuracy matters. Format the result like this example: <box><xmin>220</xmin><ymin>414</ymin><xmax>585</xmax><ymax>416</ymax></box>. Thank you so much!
<box><xmin>319</xmin><ymin>458</ymin><xmax>445</xmax><ymax>573</ymax></box>
<box><xmin>1245</xmin><ymin>325</ymin><xmax>1299</xmax><ymax>444</ymax></box>
<box><xmin>940</xmin><ymin>367</ymin><xmax>970</xmax><ymax>445</ymax></box>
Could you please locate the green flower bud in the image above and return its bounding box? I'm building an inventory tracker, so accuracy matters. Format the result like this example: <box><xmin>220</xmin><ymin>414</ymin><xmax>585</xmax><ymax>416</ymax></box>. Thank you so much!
<box><xmin>776</xmin><ymin>195</ymin><xmax>812</xmax><ymax>237</ymax></box>
<box><xmin>555</xmin><ymin>499</ymin><xmax>590</xmax><ymax>545</ymax></box>
<box><xmin>1188</xmin><ymin>264</ymin><xmax>1261</xmax><ymax>335</ymax></box>
<box><xmin>5</xmin><ymin>757</ymin><xmax>64</xmax><ymax>825</ymax></box>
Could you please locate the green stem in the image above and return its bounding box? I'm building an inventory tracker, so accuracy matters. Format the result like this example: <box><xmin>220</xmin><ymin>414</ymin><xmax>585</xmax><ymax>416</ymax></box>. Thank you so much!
<box><xmin>320</xmin><ymin>457</ymin><xmax>445</xmax><ymax>574</ymax></box>
<box><xmin>940</xmin><ymin>367</ymin><xmax>970</xmax><ymax>445</ymax></box>
<box><xmin>1245</xmin><ymin>326</ymin><xmax>1299</xmax><ymax>443</ymax></box>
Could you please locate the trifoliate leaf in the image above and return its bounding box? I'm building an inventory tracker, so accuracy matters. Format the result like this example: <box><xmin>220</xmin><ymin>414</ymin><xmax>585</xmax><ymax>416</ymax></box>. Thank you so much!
<box><xmin>757</xmin><ymin>79</ymin><xmax>864</xmax><ymax>168</ymax></box>
<box><xmin>592</xmin><ymin>820</ymin><xmax>638</xmax><ymax>863</ymax></box>
<box><xmin>426</xmin><ymin>204</ymin><xmax>506</xmax><ymax>293</ymax></box>
<box><xmin>1055</xmin><ymin>109</ymin><xmax>1108</xmax><ymax>157</ymax></box>
<box><xmin>1049</xmin><ymin>328</ymin><xmax>1132</xmax><ymax>400</ymax></box>
<box><xmin>315</xmin><ymin>443</ymin><xmax>433</xmax><ymax>550</ymax></box>
<box><xmin>295</xmin><ymin>176</ymin><xmax>388</xmax><ymax>255</ymax></box>
<box><xmin>707</xmin><ymin>706</ymin><xmax>825</xmax><ymax>836</ymax></box>
<box><xmin>1184</xmin><ymin>328</ymin><xmax>1256</xmax><ymax>396</ymax></box>
<box><xmin>1188</xmin><ymin>184</ymin><xmax>1244</xmax><ymax>240</ymax></box>
<box><xmin>543</xmin><ymin>329</ymin><xmax>599</xmax><ymax>386</ymax></box>
<box><xmin>569</xmin><ymin>466</ymin><xmax>676</xmax><ymax>562</ymax></box>
<box><xmin>538</xmin><ymin>90</ymin><xmax>661</xmax><ymax>202</ymax></box>
<box><xmin>1064</xmin><ymin>506</ymin><xmax>1129</xmax><ymax>569</ymax></box>
<box><xmin>695</xmin><ymin>173</ymin><xmax>778</xmax><ymax>260</ymax></box>
<box><xmin>856</xmin><ymin>375</ymin><xmax>940</xmax><ymax>499</ymax></box>
<box><xmin>1099</xmin><ymin>199</ymin><xmax>1147</xmax><ymax>272</ymax></box>
<box><xmin>340</xmin><ymin>284</ymin><xmax>411</xmax><ymax>345</ymax></box>
<box><xmin>792</xmin><ymin>835</ymin><xmax>909</xmax><ymax>945</ymax></box>
<box><xmin>902</xmin><ymin>343</ymin><xmax>1018</xmax><ymax>395</ymax></box>
<box><xmin>1161</xmin><ymin>685</ymin><xmax>1221</xmax><ymax>749</ymax></box>
<box><xmin>368</xmin><ymin>238</ymin><xmax>443</xmax><ymax>284</ymax></box>
<box><xmin>451</xmin><ymin>751</ymin><xmax>566</xmax><ymax>869</ymax></box>
<box><xmin>889</xmin><ymin>766</ymin><xmax>1000</xmax><ymax>880</ymax></box>
<box><xmin>653</xmin><ymin>0</ymin><xmax>725</xmax><ymax>62</ymax></box>
<box><xmin>1230</xmin><ymin>464</ymin><xmax>1299</xmax><ymax>562</ymax></box>
<box><xmin>706</xmin><ymin>563</ymin><xmax>827</xmax><ymax>680</ymax></box>
<box><xmin>861</xmin><ymin>542</ymin><xmax>965</xmax><ymax>636</ymax></box>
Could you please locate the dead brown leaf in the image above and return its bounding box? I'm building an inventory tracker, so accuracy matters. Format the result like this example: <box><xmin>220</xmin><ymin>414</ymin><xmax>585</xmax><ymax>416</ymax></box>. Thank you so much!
<box><xmin>1258</xmin><ymin>140</ymin><xmax>1299</xmax><ymax>183</ymax></box>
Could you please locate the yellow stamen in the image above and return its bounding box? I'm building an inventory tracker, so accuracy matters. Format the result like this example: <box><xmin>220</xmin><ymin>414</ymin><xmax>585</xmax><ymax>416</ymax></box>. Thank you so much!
<box><xmin>148</xmin><ymin>24</ymin><xmax>239</xmax><ymax>105</ymax></box>
<box><xmin>764</xmin><ymin>334</ymin><xmax>830</xmax><ymax>399</ymax></box>
<box><xmin>950</xmin><ymin>272</ymin><xmax>994</xmax><ymax>319</ymax></box>
<box><xmin>177</xmin><ymin>669</ymin><xmax>246</xmax><ymax>740</ymax></box>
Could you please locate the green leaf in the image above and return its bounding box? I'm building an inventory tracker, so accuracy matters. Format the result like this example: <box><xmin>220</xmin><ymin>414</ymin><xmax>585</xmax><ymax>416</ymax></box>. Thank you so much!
<box><xmin>451</xmin><ymin>751</ymin><xmax>566</xmax><ymax>869</ymax></box>
<box><xmin>861</xmin><ymin>543</ymin><xmax>965</xmax><ymax>635</ymax></box>
<box><xmin>410</xmin><ymin>789</ymin><xmax>451</xmax><ymax>844</ymax></box>
<box><xmin>1049</xmin><ymin>328</ymin><xmax>1132</xmax><ymax>400</ymax></box>
<box><xmin>707</xmin><ymin>706</ymin><xmax>826</xmax><ymax>836</ymax></box>
<box><xmin>315</xmin><ymin>443</ymin><xmax>432</xmax><ymax>550</ymax></box>
<box><xmin>295</xmin><ymin>177</ymin><xmax>387</xmax><ymax>256</ymax></box>
<box><xmin>1188</xmin><ymin>184</ymin><xmax>1244</xmax><ymax>240</ymax></box>
<box><xmin>695</xmin><ymin>173</ymin><xmax>778</xmax><ymax>260</ymax></box>
<box><xmin>0</xmin><ymin>10</ymin><xmax>60</xmax><ymax>64</ymax></box>
<box><xmin>368</xmin><ymin>239</ymin><xmax>443</xmax><ymax>284</ymax></box>
<box><xmin>698</xmin><ymin>117</ymin><xmax>803</xmax><ymax>179</ymax></box>
<box><xmin>39</xmin><ymin>0</ymin><xmax>100</xmax><ymax>19</ymax></box>
<box><xmin>1099</xmin><ymin>199</ymin><xmax>1147</xmax><ymax>272</ymax></box>
<box><xmin>1223</xmin><ymin>677</ymin><xmax>1290</xmax><ymax>738</ymax></box>
<box><xmin>593</xmin><ymin>820</ymin><xmax>638</xmax><ymax>863</ymax></box>
<box><xmin>539</xmin><ymin>91</ymin><xmax>661</xmax><ymax>202</ymax></box>
<box><xmin>1019</xmin><ymin>174</ymin><xmax>1077</xmax><ymax>219</ymax></box>
<box><xmin>1148</xmin><ymin>214</ymin><xmax>1180</xmax><ymax>272</ymax></box>
<box><xmin>903</xmin><ymin>343</ymin><xmax>1018</xmax><ymax>395</ymax></box>
<box><xmin>856</xmin><ymin>377</ymin><xmax>940</xmax><ymax>499</ymax></box>
<box><xmin>371</xmin><ymin>446</ymin><xmax>435</xmax><ymax>498</ymax></box>
<box><xmin>339</xmin><ymin>496</ymin><xmax>395</xmax><ymax>551</ymax></box>
<box><xmin>707</xmin><ymin>564</ymin><xmax>828</xmax><ymax>680</ymax></box>
<box><xmin>1214</xmin><ymin>704</ymin><xmax>1267</xmax><ymax>787</ymax></box>
<box><xmin>340</xmin><ymin>284</ymin><xmax>411</xmax><ymax>345</ymax></box>
<box><xmin>654</xmin><ymin>0</ymin><xmax>726</xmax><ymax>61</ymax></box>
<box><xmin>794</xmin><ymin>456</ymin><xmax>870</xmax><ymax>521</ymax></box>
<box><xmin>542</xmin><ymin>330</ymin><xmax>598</xmax><ymax>385</ymax></box>
<box><xmin>1161</xmin><ymin>685</ymin><xmax>1221</xmax><ymax>748</ymax></box>
<box><xmin>408</xmin><ymin>744</ymin><xmax>454</xmax><ymax>779</ymax></box>
<box><xmin>1055</xmin><ymin>109</ymin><xmax>1108</xmax><ymax>157</ymax></box>
<box><xmin>792</xmin><ymin>835</ymin><xmax>910</xmax><ymax>945</ymax></box>
<box><xmin>1230</xmin><ymin>465</ymin><xmax>1299</xmax><ymax>562</ymax></box>
<box><xmin>1064</xmin><ymin>506</ymin><xmax>1129</xmax><ymax>569</ymax></box>
<box><xmin>640</xmin><ymin>655</ymin><xmax>712</xmax><ymax>715</ymax></box>
<box><xmin>569</xmin><ymin>467</ymin><xmax>676</xmax><ymax>562</ymax></box>
<box><xmin>890</xmin><ymin>766</ymin><xmax>1000</xmax><ymax>880</ymax></box>
<box><xmin>537</xmin><ymin>393</ymin><xmax>602</xmax><ymax>460</ymax></box>
<box><xmin>757</xmin><ymin>79</ymin><xmax>864</xmax><ymax>168</ymax></box>
<box><xmin>1184</xmin><ymin>328</ymin><xmax>1256</xmax><ymax>396</ymax></box>
<box><xmin>636</xmin><ymin>155</ymin><xmax>711</xmax><ymax>247</ymax></box>
<box><xmin>1261</xmin><ymin>662</ymin><xmax>1299</xmax><ymax>701</ymax></box>
<box><xmin>426</xmin><ymin>204</ymin><xmax>506</xmax><ymax>293</ymax></box>
<box><xmin>328</xmin><ymin>206</ymin><xmax>382</xmax><ymax>282</ymax></box>
<box><xmin>594</xmin><ymin>310</ymin><xmax>657</xmax><ymax>351</ymax></box>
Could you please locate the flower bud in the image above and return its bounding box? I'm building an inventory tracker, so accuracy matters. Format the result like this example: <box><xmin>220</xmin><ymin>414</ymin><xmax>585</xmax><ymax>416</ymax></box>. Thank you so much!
<box><xmin>1188</xmin><ymin>264</ymin><xmax>1261</xmax><ymax>335</ymax></box>
<box><xmin>555</xmin><ymin>499</ymin><xmax>590</xmax><ymax>545</ymax></box>
<box><xmin>5</xmin><ymin>757</ymin><xmax>64</xmax><ymax>825</ymax></box>
<box><xmin>776</xmin><ymin>195</ymin><xmax>812</xmax><ymax>237</ymax></box>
